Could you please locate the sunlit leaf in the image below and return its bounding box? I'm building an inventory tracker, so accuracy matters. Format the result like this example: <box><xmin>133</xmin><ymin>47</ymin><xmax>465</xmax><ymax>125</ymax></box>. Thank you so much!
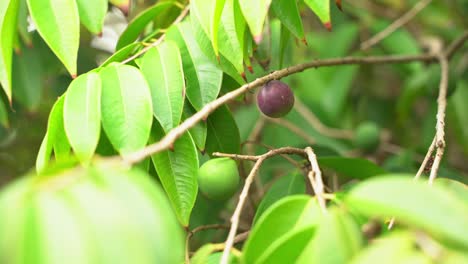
<box><xmin>0</xmin><ymin>0</ymin><xmax>19</xmax><ymax>101</ymax></box>
<box><xmin>109</xmin><ymin>0</ymin><xmax>130</xmax><ymax>15</ymax></box>
<box><xmin>99</xmin><ymin>64</ymin><xmax>153</xmax><ymax>155</ymax></box>
<box><xmin>191</xmin><ymin>0</ymin><xmax>226</xmax><ymax>56</ymax></box>
<box><xmin>271</xmin><ymin>0</ymin><xmax>305</xmax><ymax>41</ymax></box>
<box><xmin>100</xmin><ymin>42</ymin><xmax>140</xmax><ymax>67</ymax></box>
<box><xmin>27</xmin><ymin>0</ymin><xmax>79</xmax><ymax>77</ymax></box>
<box><xmin>76</xmin><ymin>0</ymin><xmax>107</xmax><ymax>34</ymax></box>
<box><xmin>238</xmin><ymin>0</ymin><xmax>272</xmax><ymax>43</ymax></box>
<box><xmin>304</xmin><ymin>0</ymin><xmax>331</xmax><ymax>30</ymax></box>
<box><xmin>218</xmin><ymin>0</ymin><xmax>245</xmax><ymax>74</ymax></box>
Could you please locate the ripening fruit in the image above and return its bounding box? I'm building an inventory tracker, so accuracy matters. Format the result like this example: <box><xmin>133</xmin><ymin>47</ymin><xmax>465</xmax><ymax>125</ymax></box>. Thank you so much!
<box><xmin>354</xmin><ymin>122</ymin><xmax>381</xmax><ymax>152</ymax></box>
<box><xmin>198</xmin><ymin>158</ymin><xmax>240</xmax><ymax>200</ymax></box>
<box><xmin>257</xmin><ymin>80</ymin><xmax>295</xmax><ymax>118</ymax></box>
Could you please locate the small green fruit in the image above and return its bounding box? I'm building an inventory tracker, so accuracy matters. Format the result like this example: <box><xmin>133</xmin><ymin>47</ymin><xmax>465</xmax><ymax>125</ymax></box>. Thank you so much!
<box><xmin>354</xmin><ymin>122</ymin><xmax>381</xmax><ymax>152</ymax></box>
<box><xmin>198</xmin><ymin>158</ymin><xmax>240</xmax><ymax>200</ymax></box>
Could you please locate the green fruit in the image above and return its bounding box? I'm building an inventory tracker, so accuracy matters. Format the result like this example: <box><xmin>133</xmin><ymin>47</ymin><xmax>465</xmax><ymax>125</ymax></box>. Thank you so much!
<box><xmin>354</xmin><ymin>122</ymin><xmax>381</xmax><ymax>152</ymax></box>
<box><xmin>198</xmin><ymin>158</ymin><xmax>240</xmax><ymax>200</ymax></box>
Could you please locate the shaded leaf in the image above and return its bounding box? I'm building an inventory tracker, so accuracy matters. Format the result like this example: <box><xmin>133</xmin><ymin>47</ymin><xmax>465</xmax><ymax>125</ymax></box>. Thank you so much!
<box><xmin>0</xmin><ymin>97</ymin><xmax>7</xmax><ymax>127</ymax></box>
<box><xmin>271</xmin><ymin>0</ymin><xmax>305</xmax><ymax>41</ymax></box>
<box><xmin>183</xmin><ymin>101</ymin><xmax>207</xmax><ymax>150</ymax></box>
<box><xmin>166</xmin><ymin>22</ymin><xmax>223</xmax><ymax>111</ymax></box>
<box><xmin>304</xmin><ymin>0</ymin><xmax>332</xmax><ymax>30</ymax></box>
<box><xmin>318</xmin><ymin>156</ymin><xmax>387</xmax><ymax>180</ymax></box>
<box><xmin>151</xmin><ymin>122</ymin><xmax>198</xmax><ymax>227</ymax></box>
<box><xmin>12</xmin><ymin>45</ymin><xmax>42</xmax><ymax>111</ymax></box>
<box><xmin>205</xmin><ymin>104</ymin><xmax>241</xmax><ymax>155</ymax></box>
<box><xmin>140</xmin><ymin>41</ymin><xmax>185</xmax><ymax>132</ymax></box>
<box><xmin>27</xmin><ymin>0</ymin><xmax>79</xmax><ymax>77</ymax></box>
<box><xmin>238</xmin><ymin>0</ymin><xmax>272</xmax><ymax>43</ymax></box>
<box><xmin>76</xmin><ymin>0</ymin><xmax>107</xmax><ymax>34</ymax></box>
<box><xmin>0</xmin><ymin>0</ymin><xmax>19</xmax><ymax>101</ymax></box>
<box><xmin>64</xmin><ymin>72</ymin><xmax>101</xmax><ymax>164</ymax></box>
<box><xmin>99</xmin><ymin>64</ymin><xmax>153</xmax><ymax>155</ymax></box>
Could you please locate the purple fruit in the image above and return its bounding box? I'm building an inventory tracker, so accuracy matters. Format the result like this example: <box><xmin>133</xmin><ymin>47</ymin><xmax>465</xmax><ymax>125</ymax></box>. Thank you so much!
<box><xmin>257</xmin><ymin>80</ymin><xmax>295</xmax><ymax>118</ymax></box>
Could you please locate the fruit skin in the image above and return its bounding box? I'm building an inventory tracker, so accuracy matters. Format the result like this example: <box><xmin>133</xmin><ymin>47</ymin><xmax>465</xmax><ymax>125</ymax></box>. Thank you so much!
<box><xmin>198</xmin><ymin>158</ymin><xmax>240</xmax><ymax>200</ymax></box>
<box><xmin>354</xmin><ymin>122</ymin><xmax>381</xmax><ymax>152</ymax></box>
<box><xmin>257</xmin><ymin>80</ymin><xmax>295</xmax><ymax>118</ymax></box>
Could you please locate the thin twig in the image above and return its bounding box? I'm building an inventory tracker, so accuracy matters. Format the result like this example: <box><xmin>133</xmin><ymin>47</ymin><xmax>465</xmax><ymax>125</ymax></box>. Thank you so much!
<box><xmin>305</xmin><ymin>147</ymin><xmax>327</xmax><ymax>213</ymax></box>
<box><xmin>414</xmin><ymin>137</ymin><xmax>436</xmax><ymax>180</ymax></box>
<box><xmin>294</xmin><ymin>99</ymin><xmax>354</xmax><ymax>139</ymax></box>
<box><xmin>242</xmin><ymin>141</ymin><xmax>304</xmax><ymax>169</ymax></box>
<box><xmin>360</xmin><ymin>0</ymin><xmax>432</xmax><ymax>50</ymax></box>
<box><xmin>120</xmin><ymin>5</ymin><xmax>190</xmax><ymax>65</ymax></box>
<box><xmin>122</xmin><ymin>32</ymin><xmax>468</xmax><ymax>164</ymax></box>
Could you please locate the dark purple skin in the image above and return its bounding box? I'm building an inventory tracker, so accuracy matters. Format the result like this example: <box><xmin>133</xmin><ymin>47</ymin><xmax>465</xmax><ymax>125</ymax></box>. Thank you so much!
<box><xmin>257</xmin><ymin>80</ymin><xmax>295</xmax><ymax>118</ymax></box>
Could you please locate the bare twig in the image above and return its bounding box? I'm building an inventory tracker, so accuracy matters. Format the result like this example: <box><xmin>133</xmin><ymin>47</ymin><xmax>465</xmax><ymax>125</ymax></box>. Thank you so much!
<box><xmin>294</xmin><ymin>99</ymin><xmax>354</xmax><ymax>140</ymax></box>
<box><xmin>120</xmin><ymin>5</ymin><xmax>190</xmax><ymax>65</ymax></box>
<box><xmin>360</xmin><ymin>0</ymin><xmax>432</xmax><ymax>50</ymax></box>
<box><xmin>415</xmin><ymin>137</ymin><xmax>436</xmax><ymax>180</ymax></box>
<box><xmin>242</xmin><ymin>141</ymin><xmax>304</xmax><ymax>169</ymax></box>
<box><xmin>122</xmin><ymin>32</ymin><xmax>468</xmax><ymax>164</ymax></box>
<box><xmin>305</xmin><ymin>147</ymin><xmax>327</xmax><ymax>213</ymax></box>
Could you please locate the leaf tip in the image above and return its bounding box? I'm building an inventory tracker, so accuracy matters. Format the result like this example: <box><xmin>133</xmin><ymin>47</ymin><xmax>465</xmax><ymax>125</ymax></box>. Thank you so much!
<box><xmin>97</xmin><ymin>31</ymin><xmax>103</xmax><ymax>37</ymax></box>
<box><xmin>71</xmin><ymin>73</ymin><xmax>78</xmax><ymax>79</ymax></box>
<box><xmin>254</xmin><ymin>35</ymin><xmax>263</xmax><ymax>44</ymax></box>
<box><xmin>247</xmin><ymin>66</ymin><xmax>254</xmax><ymax>73</ymax></box>
<box><xmin>301</xmin><ymin>38</ymin><xmax>308</xmax><ymax>46</ymax></box>
<box><xmin>324</xmin><ymin>22</ymin><xmax>332</xmax><ymax>32</ymax></box>
<box><xmin>336</xmin><ymin>0</ymin><xmax>343</xmax><ymax>11</ymax></box>
<box><xmin>241</xmin><ymin>72</ymin><xmax>247</xmax><ymax>82</ymax></box>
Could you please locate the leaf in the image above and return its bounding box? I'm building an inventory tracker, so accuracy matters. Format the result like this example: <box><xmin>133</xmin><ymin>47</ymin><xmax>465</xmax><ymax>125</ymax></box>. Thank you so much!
<box><xmin>99</xmin><ymin>64</ymin><xmax>153</xmax><ymax>155</ymax></box>
<box><xmin>238</xmin><ymin>0</ymin><xmax>272</xmax><ymax>43</ymax></box>
<box><xmin>182</xmin><ymin>101</ymin><xmax>207</xmax><ymax>150</ymax></box>
<box><xmin>345</xmin><ymin>175</ymin><xmax>468</xmax><ymax>249</ymax></box>
<box><xmin>191</xmin><ymin>0</ymin><xmax>226</xmax><ymax>56</ymax></box>
<box><xmin>243</xmin><ymin>195</ymin><xmax>321</xmax><ymax>263</ymax></box>
<box><xmin>318</xmin><ymin>157</ymin><xmax>387</xmax><ymax>180</ymax></box>
<box><xmin>0</xmin><ymin>0</ymin><xmax>19</xmax><ymax>101</ymax></box>
<box><xmin>191</xmin><ymin>244</ymin><xmax>218</xmax><ymax>264</ymax></box>
<box><xmin>150</xmin><ymin>122</ymin><xmax>198</xmax><ymax>227</ymax></box>
<box><xmin>140</xmin><ymin>41</ymin><xmax>185</xmax><ymax>132</ymax></box>
<box><xmin>109</xmin><ymin>0</ymin><xmax>130</xmax><ymax>15</ymax></box>
<box><xmin>166</xmin><ymin>22</ymin><xmax>223</xmax><ymax>111</ymax></box>
<box><xmin>304</xmin><ymin>0</ymin><xmax>332</xmax><ymax>30</ymax></box>
<box><xmin>448</xmin><ymin>80</ymin><xmax>468</xmax><ymax>155</ymax></box>
<box><xmin>36</xmin><ymin>96</ymin><xmax>70</xmax><ymax>173</ymax></box>
<box><xmin>205</xmin><ymin>104</ymin><xmax>241</xmax><ymax>155</ymax></box>
<box><xmin>76</xmin><ymin>0</ymin><xmax>107</xmax><ymax>34</ymax></box>
<box><xmin>297</xmin><ymin>208</ymin><xmax>363</xmax><ymax>263</ymax></box>
<box><xmin>116</xmin><ymin>2</ymin><xmax>175</xmax><ymax>50</ymax></box>
<box><xmin>271</xmin><ymin>0</ymin><xmax>305</xmax><ymax>41</ymax></box>
<box><xmin>17</xmin><ymin>0</ymin><xmax>32</xmax><ymax>46</ymax></box>
<box><xmin>12</xmin><ymin>44</ymin><xmax>44</xmax><ymax>111</ymax></box>
<box><xmin>435</xmin><ymin>178</ymin><xmax>468</xmax><ymax>204</ymax></box>
<box><xmin>99</xmin><ymin>42</ymin><xmax>140</xmax><ymax>67</ymax></box>
<box><xmin>0</xmin><ymin>96</ymin><xmax>8</xmax><ymax>127</ymax></box>
<box><xmin>254</xmin><ymin>172</ymin><xmax>306</xmax><ymax>223</ymax></box>
<box><xmin>27</xmin><ymin>0</ymin><xmax>79</xmax><ymax>77</ymax></box>
<box><xmin>218</xmin><ymin>0</ymin><xmax>245</xmax><ymax>74</ymax></box>
<box><xmin>63</xmin><ymin>72</ymin><xmax>101</xmax><ymax>164</ymax></box>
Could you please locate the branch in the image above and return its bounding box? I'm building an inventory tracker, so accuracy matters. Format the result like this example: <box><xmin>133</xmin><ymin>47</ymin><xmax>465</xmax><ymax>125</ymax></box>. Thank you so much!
<box><xmin>360</xmin><ymin>0</ymin><xmax>432</xmax><ymax>50</ymax></box>
<box><xmin>305</xmin><ymin>147</ymin><xmax>327</xmax><ymax>213</ymax></box>
<box><xmin>123</xmin><ymin>32</ymin><xmax>468</xmax><ymax>164</ymax></box>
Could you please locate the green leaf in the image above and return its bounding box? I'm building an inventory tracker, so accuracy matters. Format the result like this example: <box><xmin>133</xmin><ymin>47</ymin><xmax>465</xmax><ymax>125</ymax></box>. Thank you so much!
<box><xmin>109</xmin><ymin>0</ymin><xmax>130</xmax><ymax>15</ymax></box>
<box><xmin>99</xmin><ymin>64</ymin><xmax>153</xmax><ymax>155</ymax></box>
<box><xmin>205</xmin><ymin>104</ymin><xmax>241</xmax><ymax>155</ymax></box>
<box><xmin>345</xmin><ymin>176</ymin><xmax>468</xmax><ymax>249</ymax></box>
<box><xmin>116</xmin><ymin>2</ymin><xmax>175</xmax><ymax>50</ymax></box>
<box><xmin>271</xmin><ymin>0</ymin><xmax>305</xmax><ymax>41</ymax></box>
<box><xmin>448</xmin><ymin>81</ymin><xmax>468</xmax><ymax>155</ymax></box>
<box><xmin>318</xmin><ymin>157</ymin><xmax>387</xmax><ymax>180</ymax></box>
<box><xmin>0</xmin><ymin>0</ymin><xmax>19</xmax><ymax>101</ymax></box>
<box><xmin>191</xmin><ymin>244</ymin><xmax>217</xmax><ymax>264</ymax></box>
<box><xmin>304</xmin><ymin>0</ymin><xmax>331</xmax><ymax>30</ymax></box>
<box><xmin>27</xmin><ymin>0</ymin><xmax>79</xmax><ymax>77</ymax></box>
<box><xmin>63</xmin><ymin>72</ymin><xmax>101</xmax><ymax>164</ymax></box>
<box><xmin>254</xmin><ymin>172</ymin><xmax>306</xmax><ymax>223</ymax></box>
<box><xmin>76</xmin><ymin>0</ymin><xmax>107</xmax><ymax>34</ymax></box>
<box><xmin>191</xmin><ymin>0</ymin><xmax>226</xmax><ymax>56</ymax></box>
<box><xmin>183</xmin><ymin>101</ymin><xmax>207</xmax><ymax>150</ymax></box>
<box><xmin>166</xmin><ymin>22</ymin><xmax>223</xmax><ymax>111</ymax></box>
<box><xmin>17</xmin><ymin>0</ymin><xmax>32</xmax><ymax>46</ymax></box>
<box><xmin>36</xmin><ymin>96</ymin><xmax>70</xmax><ymax>173</ymax></box>
<box><xmin>243</xmin><ymin>195</ymin><xmax>321</xmax><ymax>263</ymax></box>
<box><xmin>0</xmin><ymin>96</ymin><xmax>8</xmax><ymax>127</ymax></box>
<box><xmin>297</xmin><ymin>208</ymin><xmax>363</xmax><ymax>263</ymax></box>
<box><xmin>218</xmin><ymin>0</ymin><xmax>245</xmax><ymax>74</ymax></box>
<box><xmin>12</xmin><ymin>45</ymin><xmax>43</xmax><ymax>111</ymax></box>
<box><xmin>238</xmin><ymin>0</ymin><xmax>272</xmax><ymax>42</ymax></box>
<box><xmin>99</xmin><ymin>42</ymin><xmax>141</xmax><ymax>67</ymax></box>
<box><xmin>435</xmin><ymin>178</ymin><xmax>468</xmax><ymax>204</ymax></box>
<box><xmin>140</xmin><ymin>41</ymin><xmax>185</xmax><ymax>132</ymax></box>
<box><xmin>150</xmin><ymin>122</ymin><xmax>198</xmax><ymax>227</ymax></box>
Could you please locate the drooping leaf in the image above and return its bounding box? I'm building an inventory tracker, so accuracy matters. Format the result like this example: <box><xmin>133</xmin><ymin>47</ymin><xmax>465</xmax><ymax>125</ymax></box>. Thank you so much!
<box><xmin>345</xmin><ymin>176</ymin><xmax>468</xmax><ymax>249</ymax></box>
<box><xmin>150</xmin><ymin>122</ymin><xmax>198</xmax><ymax>227</ymax></box>
<box><xmin>254</xmin><ymin>172</ymin><xmax>306</xmax><ymax>223</ymax></box>
<box><xmin>0</xmin><ymin>0</ymin><xmax>19</xmax><ymax>101</ymax></box>
<box><xmin>271</xmin><ymin>0</ymin><xmax>305</xmax><ymax>41</ymax></box>
<box><xmin>205</xmin><ymin>104</ymin><xmax>241</xmax><ymax>155</ymax></box>
<box><xmin>140</xmin><ymin>41</ymin><xmax>185</xmax><ymax>132</ymax></box>
<box><xmin>99</xmin><ymin>64</ymin><xmax>153</xmax><ymax>155</ymax></box>
<box><xmin>36</xmin><ymin>96</ymin><xmax>70</xmax><ymax>173</ymax></box>
<box><xmin>27</xmin><ymin>0</ymin><xmax>79</xmax><ymax>77</ymax></box>
<box><xmin>63</xmin><ymin>72</ymin><xmax>101</xmax><ymax>164</ymax></box>
<box><xmin>76</xmin><ymin>0</ymin><xmax>107</xmax><ymax>34</ymax></box>
<box><xmin>304</xmin><ymin>0</ymin><xmax>331</xmax><ymax>30</ymax></box>
<box><xmin>238</xmin><ymin>0</ymin><xmax>272</xmax><ymax>43</ymax></box>
<box><xmin>297</xmin><ymin>208</ymin><xmax>363</xmax><ymax>263</ymax></box>
<box><xmin>318</xmin><ymin>157</ymin><xmax>387</xmax><ymax>180</ymax></box>
<box><xmin>99</xmin><ymin>42</ymin><xmax>140</xmax><ymax>67</ymax></box>
<box><xmin>218</xmin><ymin>0</ymin><xmax>245</xmax><ymax>74</ymax></box>
<box><xmin>166</xmin><ymin>22</ymin><xmax>223</xmax><ymax>111</ymax></box>
<box><xmin>191</xmin><ymin>0</ymin><xmax>226</xmax><ymax>56</ymax></box>
<box><xmin>182</xmin><ymin>101</ymin><xmax>207</xmax><ymax>150</ymax></box>
<box><xmin>243</xmin><ymin>195</ymin><xmax>320</xmax><ymax>263</ymax></box>
<box><xmin>116</xmin><ymin>1</ymin><xmax>175</xmax><ymax>50</ymax></box>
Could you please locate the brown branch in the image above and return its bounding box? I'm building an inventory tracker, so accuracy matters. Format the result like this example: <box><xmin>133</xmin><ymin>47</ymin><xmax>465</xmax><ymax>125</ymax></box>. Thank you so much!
<box><xmin>122</xmin><ymin>33</ymin><xmax>468</xmax><ymax>164</ymax></box>
<box><xmin>360</xmin><ymin>0</ymin><xmax>433</xmax><ymax>50</ymax></box>
<box><xmin>414</xmin><ymin>137</ymin><xmax>436</xmax><ymax>180</ymax></box>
